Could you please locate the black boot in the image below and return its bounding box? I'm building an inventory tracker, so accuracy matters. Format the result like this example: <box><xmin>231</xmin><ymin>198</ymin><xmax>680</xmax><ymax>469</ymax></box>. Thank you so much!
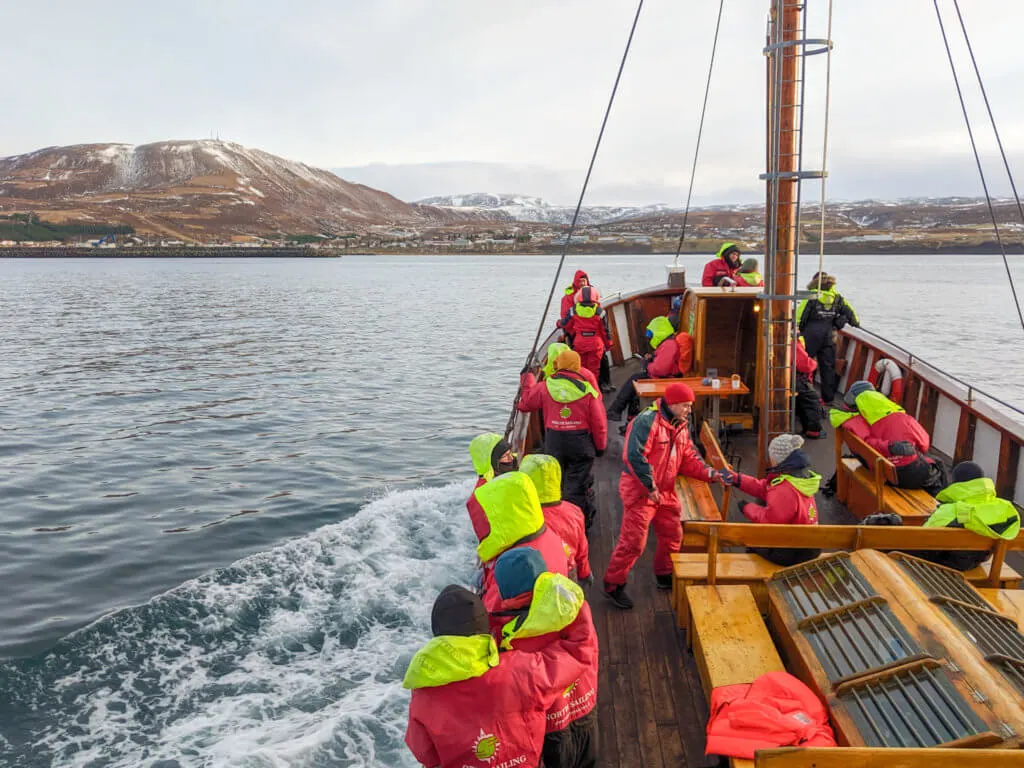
<box><xmin>603</xmin><ymin>583</ymin><xmax>634</xmax><ymax>610</ymax></box>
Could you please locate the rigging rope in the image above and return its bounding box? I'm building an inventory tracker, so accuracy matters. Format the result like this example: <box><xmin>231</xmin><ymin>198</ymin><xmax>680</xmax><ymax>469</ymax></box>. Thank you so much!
<box><xmin>673</xmin><ymin>0</ymin><xmax>725</xmax><ymax>265</ymax></box>
<box><xmin>933</xmin><ymin>0</ymin><xmax>1024</xmax><ymax>332</ymax></box>
<box><xmin>814</xmin><ymin>0</ymin><xmax>834</xmax><ymax>291</ymax></box>
<box><xmin>503</xmin><ymin>0</ymin><xmax>645</xmax><ymax>441</ymax></box>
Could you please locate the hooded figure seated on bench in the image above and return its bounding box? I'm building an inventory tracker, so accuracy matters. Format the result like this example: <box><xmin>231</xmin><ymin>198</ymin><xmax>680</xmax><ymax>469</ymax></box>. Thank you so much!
<box><xmin>830</xmin><ymin>380</ymin><xmax>946</xmax><ymax>495</ymax></box>
<box><xmin>733</xmin><ymin>434</ymin><xmax>823</xmax><ymax>567</ymax></box>
<box><xmin>918</xmin><ymin>461</ymin><xmax>1021</xmax><ymax>571</ymax></box>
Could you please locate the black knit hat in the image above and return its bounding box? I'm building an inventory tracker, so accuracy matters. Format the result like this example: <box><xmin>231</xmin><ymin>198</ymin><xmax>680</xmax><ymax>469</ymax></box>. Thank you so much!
<box><xmin>951</xmin><ymin>461</ymin><xmax>985</xmax><ymax>484</ymax></box>
<box><xmin>431</xmin><ymin>585</ymin><xmax>489</xmax><ymax>637</ymax></box>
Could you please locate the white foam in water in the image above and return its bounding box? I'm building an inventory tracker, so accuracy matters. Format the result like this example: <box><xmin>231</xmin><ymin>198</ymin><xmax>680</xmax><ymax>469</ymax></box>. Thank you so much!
<box><xmin>18</xmin><ymin>480</ymin><xmax>479</xmax><ymax>768</ymax></box>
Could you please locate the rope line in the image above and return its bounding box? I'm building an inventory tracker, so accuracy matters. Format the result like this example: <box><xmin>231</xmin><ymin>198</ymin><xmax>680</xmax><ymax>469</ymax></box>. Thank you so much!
<box><xmin>673</xmin><ymin>0</ymin><xmax>725</xmax><ymax>265</ymax></box>
<box><xmin>949</xmin><ymin>0</ymin><xmax>1024</xmax><ymax>332</ymax></box>
<box><xmin>503</xmin><ymin>0</ymin><xmax>645</xmax><ymax>440</ymax></box>
<box><xmin>855</xmin><ymin>326</ymin><xmax>1024</xmax><ymax>417</ymax></box>
<box><xmin>814</xmin><ymin>0</ymin><xmax>834</xmax><ymax>288</ymax></box>
<box><xmin>933</xmin><ymin>0</ymin><xmax>1024</xmax><ymax>332</ymax></box>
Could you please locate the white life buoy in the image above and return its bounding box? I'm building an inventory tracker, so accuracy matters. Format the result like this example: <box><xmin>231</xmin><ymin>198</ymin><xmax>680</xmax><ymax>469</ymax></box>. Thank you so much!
<box><xmin>871</xmin><ymin>358</ymin><xmax>904</xmax><ymax>403</ymax></box>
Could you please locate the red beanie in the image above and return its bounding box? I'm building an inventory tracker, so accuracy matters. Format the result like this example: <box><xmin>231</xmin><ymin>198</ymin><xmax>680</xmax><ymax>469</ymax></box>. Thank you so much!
<box><xmin>664</xmin><ymin>382</ymin><xmax>695</xmax><ymax>405</ymax></box>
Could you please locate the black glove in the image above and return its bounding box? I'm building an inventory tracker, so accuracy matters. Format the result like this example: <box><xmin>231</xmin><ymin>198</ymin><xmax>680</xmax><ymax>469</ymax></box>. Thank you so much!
<box><xmin>579</xmin><ymin>573</ymin><xmax>594</xmax><ymax>588</ymax></box>
<box><xmin>520</xmin><ymin>366</ymin><xmax>530</xmax><ymax>376</ymax></box>
<box><xmin>595</xmin><ymin>449</ymin><xmax>605</xmax><ymax>458</ymax></box>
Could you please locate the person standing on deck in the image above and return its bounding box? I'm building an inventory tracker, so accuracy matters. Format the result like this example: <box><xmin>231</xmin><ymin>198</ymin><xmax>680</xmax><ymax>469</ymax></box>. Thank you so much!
<box><xmin>561</xmin><ymin>287</ymin><xmax>611</xmax><ymax>384</ymax></box>
<box><xmin>518</xmin><ymin>350</ymin><xmax>607</xmax><ymax>530</ymax></box>
<box><xmin>603</xmin><ymin>383</ymin><xmax>732</xmax><ymax>609</ymax></box>
<box><xmin>830</xmin><ymin>380</ymin><xmax>946</xmax><ymax>495</ymax></box>
<box><xmin>403</xmin><ymin>585</ymin><xmax>590</xmax><ymax>768</ymax></box>
<box><xmin>491</xmin><ymin>548</ymin><xmax>599</xmax><ymax>768</ymax></box>
<box><xmin>558</xmin><ymin>270</ymin><xmax>591</xmax><ymax>336</ymax></box>
<box><xmin>466</xmin><ymin>433</ymin><xmax>518</xmax><ymax>542</ymax></box>
<box><xmin>795</xmin><ymin>336</ymin><xmax>824</xmax><ymax>439</ymax></box>
<box><xmin>701</xmin><ymin>242</ymin><xmax>743</xmax><ymax>287</ymax></box>
<box><xmin>536</xmin><ymin>341</ymin><xmax>601</xmax><ymax>400</ymax></box>
<box><xmin>796</xmin><ymin>272</ymin><xmax>858</xmax><ymax>403</ymax></box>
<box><xmin>472</xmin><ymin>470</ymin><xmax>570</xmax><ymax>617</ymax></box>
<box><xmin>733</xmin><ymin>434</ymin><xmax>823</xmax><ymax>567</ymax></box>
<box><xmin>520</xmin><ymin>453</ymin><xmax>593</xmax><ymax>585</ymax></box>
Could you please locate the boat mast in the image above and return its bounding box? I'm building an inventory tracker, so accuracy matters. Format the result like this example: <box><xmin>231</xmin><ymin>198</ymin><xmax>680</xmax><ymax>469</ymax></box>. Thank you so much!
<box><xmin>759</xmin><ymin>0</ymin><xmax>802</xmax><ymax>470</ymax></box>
<box><xmin>760</xmin><ymin>0</ymin><xmax>830</xmax><ymax>470</ymax></box>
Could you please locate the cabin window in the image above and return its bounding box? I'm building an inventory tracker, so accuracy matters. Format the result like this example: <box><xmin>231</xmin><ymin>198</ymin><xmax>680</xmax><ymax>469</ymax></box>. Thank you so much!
<box><xmin>838</xmin><ymin>663</ymin><xmax>989</xmax><ymax>748</ymax></box>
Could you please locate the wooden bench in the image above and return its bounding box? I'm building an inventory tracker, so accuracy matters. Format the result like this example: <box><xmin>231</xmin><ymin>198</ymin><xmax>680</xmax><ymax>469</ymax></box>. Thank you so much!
<box><xmin>688</xmin><ymin>585</ymin><xmax>786</xmax><ymax>768</ymax></box>
<box><xmin>672</xmin><ymin>521</ymin><xmax>1024</xmax><ymax>631</ymax></box>
<box><xmin>835</xmin><ymin>427</ymin><xmax>938</xmax><ymax>523</ymax></box>
<box><xmin>676</xmin><ymin>422</ymin><xmax>731</xmax><ymax>549</ymax></box>
<box><xmin>754</xmin><ymin>747</ymin><xmax>1024</xmax><ymax>768</ymax></box>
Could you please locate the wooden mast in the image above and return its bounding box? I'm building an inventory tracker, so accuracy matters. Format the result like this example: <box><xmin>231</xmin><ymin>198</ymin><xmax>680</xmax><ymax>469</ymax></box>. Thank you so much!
<box><xmin>759</xmin><ymin>0</ymin><xmax>803</xmax><ymax>471</ymax></box>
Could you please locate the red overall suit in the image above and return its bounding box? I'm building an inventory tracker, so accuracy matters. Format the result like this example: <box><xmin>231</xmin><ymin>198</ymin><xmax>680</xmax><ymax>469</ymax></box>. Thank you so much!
<box><xmin>604</xmin><ymin>400</ymin><xmax>712</xmax><ymax>585</ymax></box>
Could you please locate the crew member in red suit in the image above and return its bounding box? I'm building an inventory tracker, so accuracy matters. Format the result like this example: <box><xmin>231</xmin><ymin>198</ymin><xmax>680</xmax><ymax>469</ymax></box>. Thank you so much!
<box><xmin>404</xmin><ymin>585</ymin><xmax>590</xmax><ymax>768</ymax></box>
<box><xmin>701</xmin><ymin>242</ymin><xmax>743</xmax><ymax>287</ymax></box>
<box><xmin>520</xmin><ymin>453</ymin><xmax>592</xmax><ymax>585</ymax></box>
<box><xmin>518</xmin><ymin>350</ymin><xmax>607</xmax><ymax>530</ymax></box>
<box><xmin>603</xmin><ymin>383</ymin><xmax>731</xmax><ymax>609</ymax></box>
<box><xmin>560</xmin><ymin>287</ymin><xmax>611</xmax><ymax>382</ymax></box>
<box><xmin>558</xmin><ymin>269</ymin><xmax>591</xmax><ymax>330</ymax></box>
<box><xmin>734</xmin><ymin>433</ymin><xmax>822</xmax><ymax>567</ymax></box>
<box><xmin>830</xmin><ymin>380</ymin><xmax>946</xmax><ymax>495</ymax></box>
<box><xmin>491</xmin><ymin>548</ymin><xmax>600</xmax><ymax>768</ymax></box>
<box><xmin>794</xmin><ymin>337</ymin><xmax>824</xmax><ymax>438</ymax></box>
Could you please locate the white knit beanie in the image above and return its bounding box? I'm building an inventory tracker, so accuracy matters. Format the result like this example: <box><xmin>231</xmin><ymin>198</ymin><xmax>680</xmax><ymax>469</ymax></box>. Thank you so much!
<box><xmin>768</xmin><ymin>434</ymin><xmax>804</xmax><ymax>466</ymax></box>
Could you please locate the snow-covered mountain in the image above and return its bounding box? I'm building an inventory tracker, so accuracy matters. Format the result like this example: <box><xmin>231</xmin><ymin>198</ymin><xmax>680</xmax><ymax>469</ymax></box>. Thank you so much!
<box><xmin>415</xmin><ymin>192</ymin><xmax>684</xmax><ymax>225</ymax></box>
<box><xmin>0</xmin><ymin>140</ymin><xmax>492</xmax><ymax>240</ymax></box>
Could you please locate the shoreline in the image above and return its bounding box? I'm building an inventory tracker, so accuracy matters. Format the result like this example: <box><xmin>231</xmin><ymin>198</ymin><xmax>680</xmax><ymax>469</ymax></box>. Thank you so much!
<box><xmin>1</xmin><ymin>241</ymin><xmax>1022</xmax><ymax>258</ymax></box>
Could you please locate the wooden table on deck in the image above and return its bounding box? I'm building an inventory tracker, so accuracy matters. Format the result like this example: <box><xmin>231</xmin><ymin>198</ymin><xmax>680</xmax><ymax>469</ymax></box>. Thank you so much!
<box><xmin>634</xmin><ymin>377</ymin><xmax>750</xmax><ymax>435</ymax></box>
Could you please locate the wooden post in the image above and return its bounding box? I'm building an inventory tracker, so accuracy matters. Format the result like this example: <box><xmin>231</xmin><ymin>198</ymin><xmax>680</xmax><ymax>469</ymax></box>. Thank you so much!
<box><xmin>988</xmin><ymin>539</ymin><xmax>1009</xmax><ymax>588</ymax></box>
<box><xmin>707</xmin><ymin>527</ymin><xmax>719</xmax><ymax>585</ymax></box>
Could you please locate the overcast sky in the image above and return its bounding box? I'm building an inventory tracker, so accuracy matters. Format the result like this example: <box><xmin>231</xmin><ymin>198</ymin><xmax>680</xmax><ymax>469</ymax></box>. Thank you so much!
<box><xmin>5</xmin><ymin>1</ymin><xmax>1024</xmax><ymax>205</ymax></box>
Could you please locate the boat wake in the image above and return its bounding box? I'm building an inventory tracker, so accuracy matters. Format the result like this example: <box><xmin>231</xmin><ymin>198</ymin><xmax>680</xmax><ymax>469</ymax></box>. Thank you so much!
<box><xmin>0</xmin><ymin>481</ymin><xmax>479</xmax><ymax>768</ymax></box>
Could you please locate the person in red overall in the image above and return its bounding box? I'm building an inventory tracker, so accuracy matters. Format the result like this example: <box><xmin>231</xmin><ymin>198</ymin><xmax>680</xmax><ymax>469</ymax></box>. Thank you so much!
<box><xmin>734</xmin><ymin>433</ymin><xmax>823</xmax><ymax>567</ymax></box>
<box><xmin>558</xmin><ymin>269</ymin><xmax>591</xmax><ymax>329</ymax></box>
<box><xmin>518</xmin><ymin>350</ymin><xmax>607</xmax><ymax>530</ymax></box>
<box><xmin>603</xmin><ymin>383</ymin><xmax>731</xmax><ymax>609</ymax></box>
<box><xmin>491</xmin><ymin>548</ymin><xmax>600</xmax><ymax>768</ymax></box>
<box><xmin>465</xmin><ymin>433</ymin><xmax>518</xmax><ymax>542</ymax></box>
<box><xmin>701</xmin><ymin>242</ymin><xmax>743</xmax><ymax>287</ymax></box>
<box><xmin>404</xmin><ymin>585</ymin><xmax>590</xmax><ymax>768</ymax></box>
<box><xmin>520</xmin><ymin>453</ymin><xmax>592</xmax><ymax>586</ymax></box>
<box><xmin>560</xmin><ymin>287</ymin><xmax>610</xmax><ymax>382</ymax></box>
<box><xmin>830</xmin><ymin>380</ymin><xmax>946</xmax><ymax>495</ymax></box>
<box><xmin>794</xmin><ymin>337</ymin><xmax>824</xmax><ymax>438</ymax></box>
<box><xmin>471</xmin><ymin>470</ymin><xmax>569</xmax><ymax>614</ymax></box>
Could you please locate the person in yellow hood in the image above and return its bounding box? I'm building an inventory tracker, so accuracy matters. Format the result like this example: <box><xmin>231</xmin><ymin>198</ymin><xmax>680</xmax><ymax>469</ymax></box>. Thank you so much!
<box><xmin>465</xmin><ymin>433</ymin><xmax>518</xmax><ymax>542</ymax></box>
<box><xmin>917</xmin><ymin>462</ymin><xmax>1020</xmax><ymax>571</ymax></box>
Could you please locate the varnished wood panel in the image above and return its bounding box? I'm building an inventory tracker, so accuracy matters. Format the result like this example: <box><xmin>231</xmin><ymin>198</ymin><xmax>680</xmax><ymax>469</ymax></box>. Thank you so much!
<box><xmin>756</xmin><ymin>747</ymin><xmax>1024</xmax><ymax>768</ymax></box>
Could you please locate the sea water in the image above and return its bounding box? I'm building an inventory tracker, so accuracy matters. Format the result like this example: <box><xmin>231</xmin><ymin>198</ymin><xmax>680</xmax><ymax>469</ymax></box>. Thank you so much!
<box><xmin>0</xmin><ymin>254</ymin><xmax>1021</xmax><ymax>766</ymax></box>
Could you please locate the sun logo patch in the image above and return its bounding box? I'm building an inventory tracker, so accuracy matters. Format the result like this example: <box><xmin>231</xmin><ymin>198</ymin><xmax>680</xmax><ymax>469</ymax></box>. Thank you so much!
<box><xmin>473</xmin><ymin>728</ymin><xmax>499</xmax><ymax>761</ymax></box>
<box><xmin>563</xmin><ymin>680</ymin><xmax>578</xmax><ymax>698</ymax></box>
<box><xmin>559</xmin><ymin>406</ymin><xmax>572</xmax><ymax>419</ymax></box>
<box><xmin>808</xmin><ymin>504</ymin><xmax>817</xmax><ymax>523</ymax></box>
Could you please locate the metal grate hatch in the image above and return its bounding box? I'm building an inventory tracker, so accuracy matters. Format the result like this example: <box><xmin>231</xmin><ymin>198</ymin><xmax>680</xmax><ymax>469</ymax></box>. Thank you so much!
<box><xmin>996</xmin><ymin>660</ymin><xmax>1024</xmax><ymax>697</ymax></box>
<box><xmin>838</xmin><ymin>664</ymin><xmax>989</xmax><ymax>747</ymax></box>
<box><xmin>894</xmin><ymin>554</ymin><xmax>990</xmax><ymax>609</ymax></box>
<box><xmin>937</xmin><ymin>599</ymin><xmax>1024</xmax><ymax>661</ymax></box>
<box><xmin>802</xmin><ymin>599</ymin><xmax>923</xmax><ymax>682</ymax></box>
<box><xmin>773</xmin><ymin>553</ymin><xmax>876</xmax><ymax>620</ymax></box>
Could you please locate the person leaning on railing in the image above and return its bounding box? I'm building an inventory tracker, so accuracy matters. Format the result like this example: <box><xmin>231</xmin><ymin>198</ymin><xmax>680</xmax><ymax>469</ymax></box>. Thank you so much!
<box><xmin>797</xmin><ymin>272</ymin><xmax>858</xmax><ymax>403</ymax></box>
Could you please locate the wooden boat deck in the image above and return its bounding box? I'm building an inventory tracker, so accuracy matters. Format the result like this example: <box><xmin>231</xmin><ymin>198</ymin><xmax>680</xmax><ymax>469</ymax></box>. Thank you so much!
<box><xmin>588</xmin><ymin>366</ymin><xmax>889</xmax><ymax>766</ymax></box>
